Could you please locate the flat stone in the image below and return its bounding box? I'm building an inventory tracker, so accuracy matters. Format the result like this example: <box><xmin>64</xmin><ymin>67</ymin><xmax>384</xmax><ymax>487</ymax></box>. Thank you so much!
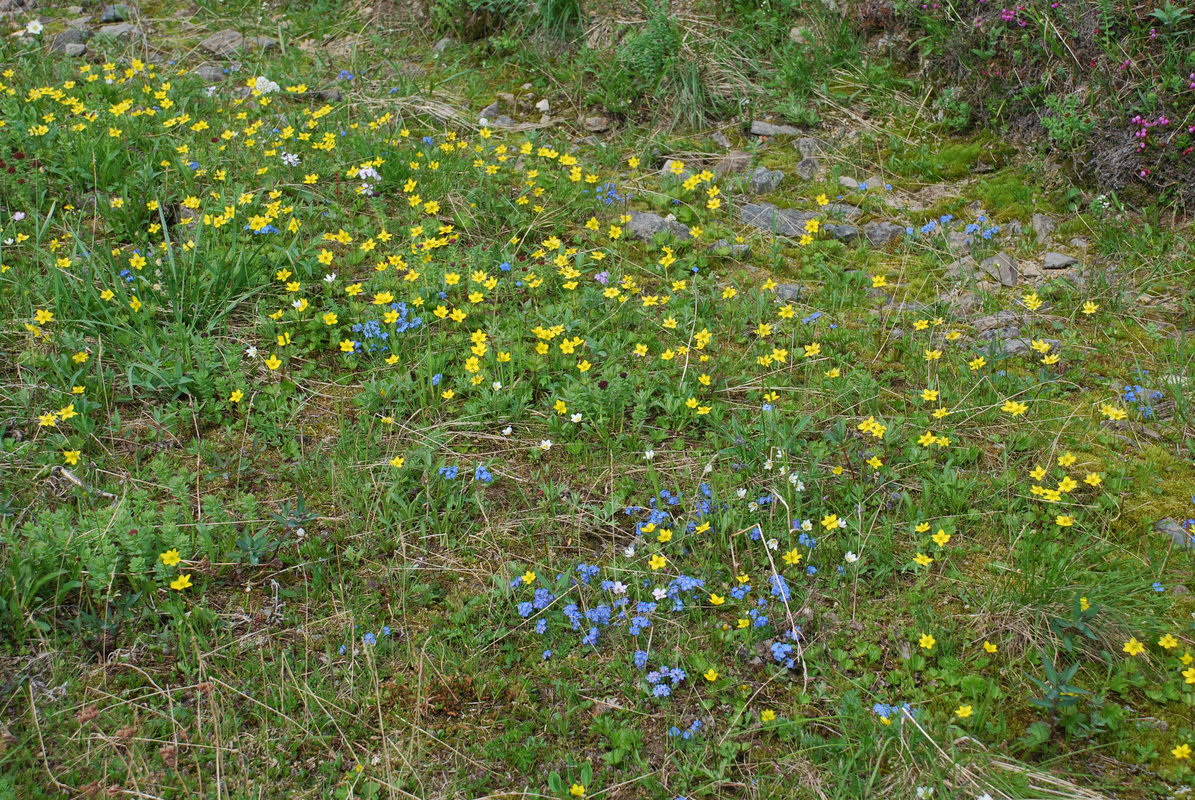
<box><xmin>201</xmin><ymin>29</ymin><xmax>244</xmax><ymax>56</ymax></box>
<box><xmin>795</xmin><ymin>157</ymin><xmax>820</xmax><ymax>181</ymax></box>
<box><xmin>100</xmin><ymin>3</ymin><xmax>132</xmax><ymax>22</ymax></box>
<box><xmin>50</xmin><ymin>28</ymin><xmax>91</xmax><ymax>52</ymax></box>
<box><xmin>737</xmin><ymin>202</ymin><xmax>817</xmax><ymax>237</ymax></box>
<box><xmin>248</xmin><ymin>35</ymin><xmax>278</xmax><ymax>50</ymax></box>
<box><xmin>432</xmin><ymin>36</ymin><xmax>453</xmax><ymax>53</ymax></box>
<box><xmin>713</xmin><ymin>150</ymin><xmax>750</xmax><ymax>176</ymax></box>
<box><xmin>839</xmin><ymin>176</ymin><xmax>858</xmax><ymax>189</ymax></box>
<box><xmin>1031</xmin><ymin>212</ymin><xmax>1055</xmax><ymax>243</ymax></box>
<box><xmin>824</xmin><ymin>203</ymin><xmax>861</xmax><ymax>220</ymax></box>
<box><xmin>626</xmin><ymin>211</ymin><xmax>690</xmax><ymax>242</ymax></box>
<box><xmin>974</xmin><ymin>311</ymin><xmax>1021</xmax><ymax>335</ymax></box>
<box><xmin>750</xmin><ymin>120</ymin><xmax>801</xmax><ymax>136</ymax></box>
<box><xmin>711</xmin><ymin>131</ymin><xmax>731</xmax><ymax>149</ymax></box>
<box><xmin>979</xmin><ymin>252</ymin><xmax>1018</xmax><ymax>286</ymax></box>
<box><xmin>194</xmin><ymin>64</ymin><xmax>228</xmax><ymax>82</ymax></box>
<box><xmin>946</xmin><ymin>255</ymin><xmax>978</xmax><ymax>281</ymax></box>
<box><xmin>64</xmin><ymin>42</ymin><xmax>87</xmax><ymax>56</ymax></box>
<box><xmin>491</xmin><ymin>115</ymin><xmax>515</xmax><ymax>127</ymax></box>
<box><xmin>96</xmin><ymin>22</ymin><xmax>139</xmax><ymax>39</ymax></box>
<box><xmin>479</xmin><ymin>101</ymin><xmax>500</xmax><ymax>121</ymax></box>
<box><xmin>864</xmin><ymin>221</ymin><xmax>904</xmax><ymax>247</ymax></box>
<box><xmin>1154</xmin><ymin>519</ymin><xmax>1193</xmax><ymax>549</ymax></box>
<box><xmin>583</xmin><ymin>116</ymin><xmax>609</xmax><ymax>132</ymax></box>
<box><xmin>775</xmin><ymin>283</ymin><xmax>802</xmax><ymax>301</ymax></box>
<box><xmin>747</xmin><ymin>166</ymin><xmax>784</xmax><ymax>194</ymax></box>
<box><xmin>710</xmin><ymin>240</ymin><xmax>751</xmax><ymax>259</ymax></box>
<box><xmin>1043</xmin><ymin>252</ymin><xmax>1077</xmax><ymax>269</ymax></box>
<box><xmin>823</xmin><ymin>223</ymin><xmax>858</xmax><ymax>243</ymax></box>
<box><xmin>795</xmin><ymin>137</ymin><xmax>823</xmax><ymax>158</ymax></box>
<box><xmin>999</xmin><ymin>337</ymin><xmax>1059</xmax><ymax>356</ymax></box>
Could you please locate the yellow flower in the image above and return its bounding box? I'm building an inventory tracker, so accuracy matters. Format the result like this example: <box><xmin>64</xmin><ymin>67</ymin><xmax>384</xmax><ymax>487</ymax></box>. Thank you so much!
<box><xmin>170</xmin><ymin>573</ymin><xmax>193</xmax><ymax>591</ymax></box>
<box><xmin>160</xmin><ymin>549</ymin><xmax>182</xmax><ymax>567</ymax></box>
<box><xmin>62</xmin><ymin>450</ymin><xmax>81</xmax><ymax>465</ymax></box>
<box><xmin>1173</xmin><ymin>743</ymin><xmax>1191</xmax><ymax>759</ymax></box>
<box><xmin>569</xmin><ymin>784</ymin><xmax>585</xmax><ymax>797</ymax></box>
<box><xmin>820</xmin><ymin>514</ymin><xmax>838</xmax><ymax>530</ymax></box>
<box><xmin>1184</xmin><ymin>667</ymin><xmax>1195</xmax><ymax>684</ymax></box>
<box><xmin>760</xmin><ymin>709</ymin><xmax>775</xmax><ymax>722</ymax></box>
<box><xmin>914</xmin><ymin>553</ymin><xmax>933</xmax><ymax>566</ymax></box>
<box><xmin>1081</xmin><ymin>301</ymin><xmax>1099</xmax><ymax>315</ymax></box>
<box><xmin>703</xmin><ymin>668</ymin><xmax>719</xmax><ymax>681</ymax></box>
<box><xmin>1079</xmin><ymin>596</ymin><xmax>1090</xmax><ymax>611</ymax></box>
<box><xmin>1001</xmin><ymin>400</ymin><xmax>1028</xmax><ymax>416</ymax></box>
<box><xmin>1122</xmin><ymin>638</ymin><xmax>1145</xmax><ymax>657</ymax></box>
<box><xmin>649</xmin><ymin>554</ymin><xmax>666</xmax><ymax>571</ymax></box>
<box><xmin>918</xmin><ymin>633</ymin><xmax>936</xmax><ymax>650</ymax></box>
<box><xmin>983</xmin><ymin>641</ymin><xmax>998</xmax><ymax>654</ymax></box>
<box><xmin>229</xmin><ymin>389</ymin><xmax>244</xmax><ymax>403</ymax></box>
<box><xmin>389</xmin><ymin>456</ymin><xmax>405</xmax><ymax>468</ymax></box>
<box><xmin>339</xmin><ymin>339</ymin><xmax>355</xmax><ymax>353</ymax></box>
<box><xmin>955</xmin><ymin>705</ymin><xmax>973</xmax><ymax>719</ymax></box>
<box><xmin>1083</xmin><ymin>472</ymin><xmax>1102</xmax><ymax>487</ymax></box>
<box><xmin>1158</xmin><ymin>634</ymin><xmax>1179</xmax><ymax>650</ymax></box>
<box><xmin>265</xmin><ymin>354</ymin><xmax>282</xmax><ymax>370</ymax></box>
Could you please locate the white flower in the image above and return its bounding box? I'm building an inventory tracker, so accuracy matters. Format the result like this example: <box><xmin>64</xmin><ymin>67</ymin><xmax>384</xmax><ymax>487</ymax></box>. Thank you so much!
<box><xmin>291</xmin><ymin>299</ymin><xmax>304</xmax><ymax>309</ymax></box>
<box><xmin>801</xmin><ymin>519</ymin><xmax>813</xmax><ymax>531</ymax></box>
<box><xmin>281</xmin><ymin>152</ymin><xmax>299</xmax><ymax>166</ymax></box>
<box><xmin>736</xmin><ymin>488</ymin><xmax>748</xmax><ymax>499</ymax></box>
<box><xmin>652</xmin><ymin>587</ymin><xmax>667</xmax><ymax>600</ymax></box>
<box><xmin>254</xmin><ymin>76</ymin><xmax>280</xmax><ymax>94</ymax></box>
<box><xmin>703</xmin><ymin>463</ymin><xmax>713</xmax><ymax>474</ymax></box>
<box><xmin>976</xmin><ymin>795</ymin><xmax>993</xmax><ymax>800</ymax></box>
<box><xmin>570</xmin><ymin>413</ymin><xmax>582</xmax><ymax>423</ymax></box>
<box><xmin>748</xmin><ymin>502</ymin><xmax>759</xmax><ymax>513</ymax></box>
<box><xmin>324</xmin><ymin>272</ymin><xmax>337</xmax><ymax>283</ymax></box>
<box><xmin>766</xmin><ymin>538</ymin><xmax>778</xmax><ymax>550</ymax></box>
<box><xmin>611</xmin><ymin>581</ymin><xmax>627</xmax><ymax>595</ymax></box>
<box><xmin>539</xmin><ymin>439</ymin><xmax>552</xmax><ymax>451</ymax></box>
<box><xmin>623</xmin><ymin>544</ymin><xmax>637</xmax><ymax>557</ymax></box>
<box><xmin>492</xmin><ymin>381</ymin><xmax>502</xmax><ymax>391</ymax></box>
<box><xmin>916</xmin><ymin>788</ymin><xmax>934</xmax><ymax>799</ymax></box>
<box><xmin>778</xmin><ymin>465</ymin><xmax>788</xmax><ymax>475</ymax></box>
<box><xmin>763</xmin><ymin>459</ymin><xmax>773</xmax><ymax>471</ymax></box>
<box><xmin>25</xmin><ymin>19</ymin><xmax>44</xmax><ymax>35</ymax></box>
<box><xmin>844</xmin><ymin>551</ymin><xmax>858</xmax><ymax>563</ymax></box>
<box><xmin>245</xmin><ymin>346</ymin><xmax>258</xmax><ymax>358</ymax></box>
<box><xmin>837</xmin><ymin>518</ymin><xmax>847</xmax><ymax>528</ymax></box>
<box><xmin>644</xmin><ymin>449</ymin><xmax>655</xmax><ymax>461</ymax></box>
<box><xmin>501</xmin><ymin>426</ymin><xmax>513</xmax><ymax>436</ymax></box>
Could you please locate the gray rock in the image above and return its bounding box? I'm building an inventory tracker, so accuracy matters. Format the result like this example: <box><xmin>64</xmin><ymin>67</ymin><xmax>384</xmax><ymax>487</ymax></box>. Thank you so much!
<box><xmin>750</xmin><ymin>120</ymin><xmax>801</xmax><ymax>137</ymax></box>
<box><xmin>194</xmin><ymin>64</ymin><xmax>227</xmax><ymax>82</ymax></box>
<box><xmin>823</xmin><ymin>223</ymin><xmax>859</xmax><ymax>243</ymax></box>
<box><xmin>795</xmin><ymin>157</ymin><xmax>820</xmax><ymax>181</ymax></box>
<box><xmin>946</xmin><ymin>255</ymin><xmax>978</xmax><ymax>281</ymax></box>
<box><xmin>100</xmin><ymin>3</ymin><xmax>132</xmax><ymax>22</ymax></box>
<box><xmin>479</xmin><ymin>101</ymin><xmax>500</xmax><ymax>121</ymax></box>
<box><xmin>864</xmin><ymin>175</ymin><xmax>886</xmax><ymax>192</ymax></box>
<box><xmin>626</xmin><ymin>211</ymin><xmax>690</xmax><ymax>242</ymax></box>
<box><xmin>980</xmin><ymin>252</ymin><xmax>1018</xmax><ymax>286</ymax></box>
<box><xmin>248</xmin><ymin>35</ymin><xmax>278</xmax><ymax>50</ymax></box>
<box><xmin>711</xmin><ymin>131</ymin><xmax>731</xmax><ymax>149</ymax></box>
<box><xmin>201</xmin><ymin>29</ymin><xmax>243</xmax><ymax>56</ymax></box>
<box><xmin>492</xmin><ymin>115</ymin><xmax>515</xmax><ymax>127</ymax></box>
<box><xmin>713</xmin><ymin>150</ymin><xmax>750</xmax><ymax>176</ymax></box>
<box><xmin>432</xmin><ymin>36</ymin><xmax>453</xmax><ymax>53</ymax></box>
<box><xmin>1172</xmin><ymin>584</ymin><xmax>1190</xmax><ymax>595</ymax></box>
<box><xmin>864</xmin><ymin>221</ymin><xmax>904</xmax><ymax>247</ymax></box>
<box><xmin>583</xmin><ymin>116</ymin><xmax>609</xmax><ymax>132</ymax></box>
<box><xmin>1043</xmin><ymin>252</ymin><xmax>1077</xmax><ymax>269</ymax></box>
<box><xmin>64</xmin><ymin>42</ymin><xmax>87</xmax><ymax>56</ymax></box>
<box><xmin>738</xmin><ymin>202</ymin><xmax>817</xmax><ymax>237</ymax></box>
<box><xmin>838</xmin><ymin>176</ymin><xmax>859</xmax><ymax>189</ymax></box>
<box><xmin>96</xmin><ymin>22</ymin><xmax>139</xmax><ymax>39</ymax></box>
<box><xmin>775</xmin><ymin>283</ymin><xmax>802</xmax><ymax>301</ymax></box>
<box><xmin>946</xmin><ymin>231</ymin><xmax>971</xmax><ymax>250</ymax></box>
<box><xmin>795</xmin><ymin>137</ymin><xmax>823</xmax><ymax>159</ymax></box>
<box><xmin>1154</xmin><ymin>519</ymin><xmax>1194</xmax><ymax>549</ymax></box>
<box><xmin>1031</xmin><ymin>213</ymin><xmax>1055</xmax><ymax>243</ymax></box>
<box><xmin>747</xmin><ymin>166</ymin><xmax>784</xmax><ymax>194</ymax></box>
<box><xmin>66</xmin><ymin>5</ymin><xmax>84</xmax><ymax>13</ymax></box>
<box><xmin>974</xmin><ymin>311</ymin><xmax>1021</xmax><ymax>340</ymax></box>
<box><xmin>824</xmin><ymin>203</ymin><xmax>861</xmax><ymax>220</ymax></box>
<box><xmin>789</xmin><ymin>26</ymin><xmax>810</xmax><ymax>44</ymax></box>
<box><xmin>316</xmin><ymin>88</ymin><xmax>342</xmax><ymax>102</ymax></box>
<box><xmin>709</xmin><ymin>240</ymin><xmax>751</xmax><ymax>259</ymax></box>
<box><xmin>998</xmin><ymin>337</ymin><xmax>1059</xmax><ymax>356</ymax></box>
<box><xmin>50</xmin><ymin>28</ymin><xmax>91</xmax><ymax>53</ymax></box>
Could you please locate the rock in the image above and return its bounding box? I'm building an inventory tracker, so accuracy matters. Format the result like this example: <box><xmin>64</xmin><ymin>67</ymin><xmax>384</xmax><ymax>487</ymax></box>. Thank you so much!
<box><xmin>96</xmin><ymin>22</ymin><xmax>139</xmax><ymax>39</ymax></box>
<box><xmin>491</xmin><ymin>115</ymin><xmax>515</xmax><ymax>127</ymax></box>
<box><xmin>626</xmin><ymin>211</ymin><xmax>690</xmax><ymax>242</ymax></box>
<box><xmin>1154</xmin><ymin>519</ymin><xmax>1193</xmax><ymax>549</ymax></box>
<box><xmin>747</xmin><ymin>166</ymin><xmax>784</xmax><ymax>194</ymax></box>
<box><xmin>479</xmin><ymin>101</ymin><xmax>500</xmax><ymax>121</ymax></box>
<box><xmin>1000</xmin><ymin>337</ymin><xmax>1060</xmax><ymax>356</ymax></box>
<box><xmin>201</xmin><ymin>29</ymin><xmax>244</xmax><ymax>56</ymax></box>
<box><xmin>795</xmin><ymin>137</ymin><xmax>823</xmax><ymax>159</ymax></box>
<box><xmin>711</xmin><ymin>131</ymin><xmax>731</xmax><ymax>149</ymax></box>
<box><xmin>823</xmin><ymin>223</ymin><xmax>859</xmax><ymax>243</ymax></box>
<box><xmin>583</xmin><ymin>116</ymin><xmax>608</xmax><ymax>132</ymax></box>
<box><xmin>248</xmin><ymin>35</ymin><xmax>278</xmax><ymax>51</ymax></box>
<box><xmin>775</xmin><ymin>283</ymin><xmax>802</xmax><ymax>301</ymax></box>
<box><xmin>824</xmin><ymin>203</ymin><xmax>861</xmax><ymax>220</ymax></box>
<box><xmin>535</xmin><ymin>98</ymin><xmax>550</xmax><ymax>113</ymax></box>
<box><xmin>64</xmin><ymin>42</ymin><xmax>87</xmax><ymax>56</ymax></box>
<box><xmin>713</xmin><ymin>150</ymin><xmax>750</xmax><ymax>176</ymax></box>
<box><xmin>738</xmin><ymin>202</ymin><xmax>817</xmax><ymax>237</ymax></box>
<box><xmin>1172</xmin><ymin>584</ymin><xmax>1190</xmax><ymax>595</ymax></box>
<box><xmin>838</xmin><ymin>176</ymin><xmax>859</xmax><ymax>189</ymax></box>
<box><xmin>750</xmin><ymin>120</ymin><xmax>801</xmax><ymax>136</ymax></box>
<box><xmin>50</xmin><ymin>27</ymin><xmax>91</xmax><ymax>53</ymax></box>
<box><xmin>979</xmin><ymin>252</ymin><xmax>1018</xmax><ymax>286</ymax></box>
<box><xmin>946</xmin><ymin>255</ymin><xmax>978</xmax><ymax>281</ymax></box>
<box><xmin>795</xmin><ymin>157</ymin><xmax>820</xmax><ymax>181</ymax></box>
<box><xmin>710</xmin><ymin>240</ymin><xmax>751</xmax><ymax>259</ymax></box>
<box><xmin>316</xmin><ymin>88</ymin><xmax>342</xmax><ymax>103</ymax></box>
<box><xmin>1043</xmin><ymin>252</ymin><xmax>1077</xmax><ymax>269</ymax></box>
<box><xmin>1031</xmin><ymin>213</ymin><xmax>1055</xmax><ymax>243</ymax></box>
<box><xmin>432</xmin><ymin>36</ymin><xmax>453</xmax><ymax>53</ymax></box>
<box><xmin>194</xmin><ymin>64</ymin><xmax>227</xmax><ymax>82</ymax></box>
<box><xmin>974</xmin><ymin>311</ymin><xmax>1021</xmax><ymax>341</ymax></box>
<box><xmin>100</xmin><ymin>3</ymin><xmax>131</xmax><ymax>22</ymax></box>
<box><xmin>789</xmin><ymin>26</ymin><xmax>810</xmax><ymax>44</ymax></box>
<box><xmin>864</xmin><ymin>221</ymin><xmax>904</xmax><ymax>247</ymax></box>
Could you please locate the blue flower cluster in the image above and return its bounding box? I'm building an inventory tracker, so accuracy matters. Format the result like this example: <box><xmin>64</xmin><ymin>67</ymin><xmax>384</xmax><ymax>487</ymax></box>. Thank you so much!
<box><xmin>645</xmin><ymin>663</ymin><xmax>687</xmax><ymax>698</ymax></box>
<box><xmin>873</xmin><ymin>701</ymin><xmax>917</xmax><ymax>722</ymax></box>
<box><xmin>1122</xmin><ymin>383</ymin><xmax>1164</xmax><ymax>418</ymax></box>
<box><xmin>349</xmin><ymin>302</ymin><xmax>423</xmax><ymax>354</ymax></box>
<box><xmin>592</xmin><ymin>181</ymin><xmax>626</xmax><ymax>206</ymax></box>
<box><xmin>338</xmin><ymin>625</ymin><xmax>395</xmax><ymax>655</ymax></box>
<box><xmin>667</xmin><ymin>719</ymin><xmax>703</xmax><ymax>739</ymax></box>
